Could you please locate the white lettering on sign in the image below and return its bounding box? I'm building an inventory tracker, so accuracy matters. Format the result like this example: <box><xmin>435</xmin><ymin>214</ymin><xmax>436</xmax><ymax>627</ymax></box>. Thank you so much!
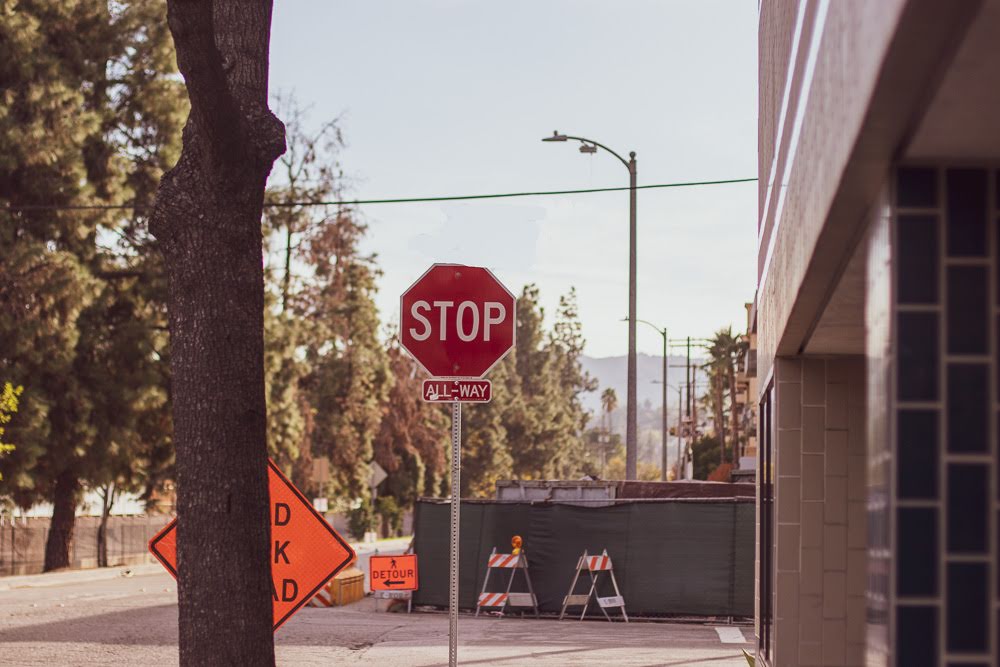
<box><xmin>456</xmin><ymin>302</ymin><xmax>478</xmax><ymax>341</ymax></box>
<box><xmin>458</xmin><ymin>383</ymin><xmax>485</xmax><ymax>399</ymax></box>
<box><xmin>409</xmin><ymin>301</ymin><xmax>432</xmax><ymax>341</ymax></box>
<box><xmin>483</xmin><ymin>302</ymin><xmax>505</xmax><ymax>341</ymax></box>
<box><xmin>433</xmin><ymin>301</ymin><xmax>454</xmax><ymax>340</ymax></box>
<box><xmin>407</xmin><ymin>300</ymin><xmax>508</xmax><ymax>343</ymax></box>
<box><xmin>421</xmin><ymin>379</ymin><xmax>492</xmax><ymax>403</ymax></box>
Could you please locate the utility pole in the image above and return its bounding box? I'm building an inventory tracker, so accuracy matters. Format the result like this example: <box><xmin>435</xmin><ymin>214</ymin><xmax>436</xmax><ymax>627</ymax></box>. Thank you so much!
<box><xmin>685</xmin><ymin>336</ymin><xmax>692</xmax><ymax>423</ymax></box>
<box><xmin>676</xmin><ymin>382</ymin><xmax>684</xmax><ymax>480</ymax></box>
<box><xmin>625</xmin><ymin>152</ymin><xmax>638</xmax><ymax>481</ymax></box>
<box><xmin>660</xmin><ymin>328</ymin><xmax>667</xmax><ymax>481</ymax></box>
<box><xmin>544</xmin><ymin>131</ymin><xmax>638</xmax><ymax>479</ymax></box>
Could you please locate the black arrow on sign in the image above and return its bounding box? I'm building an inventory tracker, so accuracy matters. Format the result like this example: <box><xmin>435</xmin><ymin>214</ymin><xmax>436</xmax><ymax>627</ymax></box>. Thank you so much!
<box><xmin>384</xmin><ymin>580</ymin><xmax>404</xmax><ymax>586</ymax></box>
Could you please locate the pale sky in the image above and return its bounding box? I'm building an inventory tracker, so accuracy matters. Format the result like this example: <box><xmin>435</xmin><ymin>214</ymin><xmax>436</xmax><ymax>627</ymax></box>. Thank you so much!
<box><xmin>269</xmin><ymin>1</ymin><xmax>758</xmax><ymax>358</ymax></box>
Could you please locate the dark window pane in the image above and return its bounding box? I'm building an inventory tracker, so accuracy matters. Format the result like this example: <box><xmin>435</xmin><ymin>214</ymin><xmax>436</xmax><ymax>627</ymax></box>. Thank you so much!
<box><xmin>947</xmin><ymin>464</ymin><xmax>988</xmax><ymax>553</ymax></box>
<box><xmin>996</xmin><ymin>220</ymin><xmax>1000</xmax><ymax>305</ymax></box>
<box><xmin>897</xmin><ymin>508</ymin><xmax>937</xmax><ymax>596</ymax></box>
<box><xmin>898</xmin><ymin>312</ymin><xmax>938</xmax><ymax>401</ymax></box>
<box><xmin>948</xmin><ymin>364</ymin><xmax>988</xmax><ymax>453</ymax></box>
<box><xmin>946</xmin><ymin>168</ymin><xmax>987</xmax><ymax>257</ymax></box>
<box><xmin>898</xmin><ymin>167</ymin><xmax>937</xmax><ymax>208</ymax></box>
<box><xmin>898</xmin><ymin>605</ymin><xmax>937</xmax><ymax>666</ymax></box>
<box><xmin>947</xmin><ymin>266</ymin><xmax>987</xmax><ymax>354</ymax></box>
<box><xmin>898</xmin><ymin>410</ymin><xmax>938</xmax><ymax>499</ymax></box>
<box><xmin>947</xmin><ymin>563</ymin><xmax>988</xmax><ymax>652</ymax></box>
<box><xmin>898</xmin><ymin>215</ymin><xmax>939</xmax><ymax>304</ymax></box>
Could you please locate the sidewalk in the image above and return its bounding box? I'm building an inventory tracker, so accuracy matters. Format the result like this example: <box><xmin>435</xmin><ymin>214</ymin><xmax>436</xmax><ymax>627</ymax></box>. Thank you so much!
<box><xmin>0</xmin><ymin>536</ymin><xmax>410</xmax><ymax>591</ymax></box>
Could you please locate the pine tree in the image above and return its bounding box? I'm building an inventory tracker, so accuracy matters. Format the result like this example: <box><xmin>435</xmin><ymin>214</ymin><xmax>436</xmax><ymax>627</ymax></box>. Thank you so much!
<box><xmin>461</xmin><ymin>358</ymin><xmax>514</xmax><ymax>497</ymax></box>
<box><xmin>0</xmin><ymin>0</ymin><xmax>183</xmax><ymax>570</ymax></box>
<box><xmin>373</xmin><ymin>340</ymin><xmax>449</xmax><ymax>505</ymax></box>
<box><xmin>462</xmin><ymin>285</ymin><xmax>597</xmax><ymax>491</ymax></box>
<box><xmin>260</xmin><ymin>96</ymin><xmax>391</xmax><ymax>501</ymax></box>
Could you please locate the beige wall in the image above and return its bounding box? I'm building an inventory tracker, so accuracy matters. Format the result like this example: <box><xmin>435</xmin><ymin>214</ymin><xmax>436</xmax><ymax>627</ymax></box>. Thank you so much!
<box><xmin>768</xmin><ymin>356</ymin><xmax>867</xmax><ymax>666</ymax></box>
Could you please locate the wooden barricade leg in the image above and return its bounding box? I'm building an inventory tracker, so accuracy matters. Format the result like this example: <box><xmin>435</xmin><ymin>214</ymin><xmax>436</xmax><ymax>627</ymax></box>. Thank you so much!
<box><xmin>587</xmin><ymin>569</ymin><xmax>612</xmax><ymax>622</ymax></box>
<box><xmin>498</xmin><ymin>555</ymin><xmax>518</xmax><ymax>619</ymax></box>
<box><xmin>475</xmin><ymin>548</ymin><xmax>497</xmax><ymax>618</ymax></box>
<box><xmin>608</xmin><ymin>568</ymin><xmax>629</xmax><ymax>623</ymax></box>
<box><xmin>559</xmin><ymin>554</ymin><xmax>586</xmax><ymax>620</ymax></box>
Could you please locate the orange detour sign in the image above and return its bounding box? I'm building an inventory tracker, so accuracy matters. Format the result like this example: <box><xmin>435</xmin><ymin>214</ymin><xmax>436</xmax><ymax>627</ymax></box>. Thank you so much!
<box><xmin>369</xmin><ymin>554</ymin><xmax>418</xmax><ymax>591</ymax></box>
<box><xmin>148</xmin><ymin>459</ymin><xmax>356</xmax><ymax>631</ymax></box>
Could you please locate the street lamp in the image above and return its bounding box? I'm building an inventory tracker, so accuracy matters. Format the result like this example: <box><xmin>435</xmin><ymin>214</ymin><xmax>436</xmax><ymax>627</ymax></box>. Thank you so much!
<box><xmin>546</xmin><ymin>130</ymin><xmax>639</xmax><ymax>479</ymax></box>
<box><xmin>655</xmin><ymin>382</ymin><xmax>686</xmax><ymax>480</ymax></box>
<box><xmin>625</xmin><ymin>317</ymin><xmax>667</xmax><ymax>481</ymax></box>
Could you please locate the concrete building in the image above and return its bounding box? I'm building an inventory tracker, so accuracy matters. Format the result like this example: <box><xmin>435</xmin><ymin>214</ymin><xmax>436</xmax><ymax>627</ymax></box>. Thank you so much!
<box><xmin>755</xmin><ymin>1</ymin><xmax>1000</xmax><ymax>665</ymax></box>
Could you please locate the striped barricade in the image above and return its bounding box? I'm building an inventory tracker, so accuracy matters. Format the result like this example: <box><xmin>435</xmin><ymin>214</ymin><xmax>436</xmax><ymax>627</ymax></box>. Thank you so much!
<box><xmin>307</xmin><ymin>581</ymin><xmax>334</xmax><ymax>607</ymax></box>
<box><xmin>559</xmin><ymin>549</ymin><xmax>628</xmax><ymax>622</ymax></box>
<box><xmin>474</xmin><ymin>548</ymin><xmax>540</xmax><ymax>618</ymax></box>
<box><xmin>488</xmin><ymin>553</ymin><xmax>521</xmax><ymax>568</ymax></box>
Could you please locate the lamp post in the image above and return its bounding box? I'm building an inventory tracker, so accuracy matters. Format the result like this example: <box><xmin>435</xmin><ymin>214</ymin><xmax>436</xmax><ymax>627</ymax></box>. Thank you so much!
<box><xmin>653</xmin><ymin>380</ymin><xmax>684</xmax><ymax>481</ymax></box>
<box><xmin>545</xmin><ymin>131</ymin><xmax>638</xmax><ymax>479</ymax></box>
<box><xmin>627</xmin><ymin>318</ymin><xmax>667</xmax><ymax>481</ymax></box>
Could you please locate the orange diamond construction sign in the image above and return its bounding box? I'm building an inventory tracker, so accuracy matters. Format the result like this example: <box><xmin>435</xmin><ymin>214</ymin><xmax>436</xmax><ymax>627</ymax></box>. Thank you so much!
<box><xmin>148</xmin><ymin>459</ymin><xmax>356</xmax><ymax>631</ymax></box>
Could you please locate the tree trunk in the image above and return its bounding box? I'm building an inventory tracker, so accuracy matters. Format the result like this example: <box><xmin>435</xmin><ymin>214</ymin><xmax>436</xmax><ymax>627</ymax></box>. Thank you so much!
<box><xmin>281</xmin><ymin>221</ymin><xmax>293</xmax><ymax>312</ymax></box>
<box><xmin>44</xmin><ymin>471</ymin><xmax>79</xmax><ymax>572</ymax></box>
<box><xmin>96</xmin><ymin>516</ymin><xmax>107</xmax><ymax>568</ymax></box>
<box><xmin>150</xmin><ymin>2</ymin><xmax>285</xmax><ymax>664</ymax></box>
<box><xmin>97</xmin><ymin>483</ymin><xmax>116</xmax><ymax>568</ymax></box>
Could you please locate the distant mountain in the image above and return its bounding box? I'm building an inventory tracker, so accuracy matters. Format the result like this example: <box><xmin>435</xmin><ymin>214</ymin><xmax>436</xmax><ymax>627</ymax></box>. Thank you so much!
<box><xmin>580</xmin><ymin>353</ymin><xmax>705</xmax><ymax>415</ymax></box>
<box><xmin>578</xmin><ymin>353</ymin><xmax>708</xmax><ymax>467</ymax></box>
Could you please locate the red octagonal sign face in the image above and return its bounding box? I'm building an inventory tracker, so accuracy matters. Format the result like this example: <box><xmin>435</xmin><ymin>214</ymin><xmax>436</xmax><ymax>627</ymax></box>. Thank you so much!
<box><xmin>400</xmin><ymin>264</ymin><xmax>516</xmax><ymax>378</ymax></box>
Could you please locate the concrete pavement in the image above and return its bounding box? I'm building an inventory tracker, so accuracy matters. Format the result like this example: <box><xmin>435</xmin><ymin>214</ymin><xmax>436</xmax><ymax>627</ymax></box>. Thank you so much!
<box><xmin>0</xmin><ymin>566</ymin><xmax>751</xmax><ymax>666</ymax></box>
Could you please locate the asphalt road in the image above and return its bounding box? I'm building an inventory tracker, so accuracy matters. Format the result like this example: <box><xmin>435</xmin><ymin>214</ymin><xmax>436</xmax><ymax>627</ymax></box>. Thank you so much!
<box><xmin>0</xmin><ymin>553</ymin><xmax>750</xmax><ymax>666</ymax></box>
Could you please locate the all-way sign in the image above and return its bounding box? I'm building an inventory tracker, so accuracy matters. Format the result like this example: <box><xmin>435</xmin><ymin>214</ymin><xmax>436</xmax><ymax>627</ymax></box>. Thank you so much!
<box><xmin>422</xmin><ymin>379</ymin><xmax>491</xmax><ymax>403</ymax></box>
<box><xmin>370</xmin><ymin>554</ymin><xmax>418</xmax><ymax>591</ymax></box>
<box><xmin>148</xmin><ymin>459</ymin><xmax>356</xmax><ymax>631</ymax></box>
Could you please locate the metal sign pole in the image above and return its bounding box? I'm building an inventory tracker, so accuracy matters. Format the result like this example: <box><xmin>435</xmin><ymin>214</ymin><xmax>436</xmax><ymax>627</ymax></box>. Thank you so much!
<box><xmin>448</xmin><ymin>400</ymin><xmax>461</xmax><ymax>667</ymax></box>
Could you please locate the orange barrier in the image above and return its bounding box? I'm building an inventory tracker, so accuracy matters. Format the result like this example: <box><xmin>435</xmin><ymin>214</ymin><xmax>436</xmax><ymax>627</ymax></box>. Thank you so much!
<box><xmin>475</xmin><ymin>547</ymin><xmax>539</xmax><ymax>618</ymax></box>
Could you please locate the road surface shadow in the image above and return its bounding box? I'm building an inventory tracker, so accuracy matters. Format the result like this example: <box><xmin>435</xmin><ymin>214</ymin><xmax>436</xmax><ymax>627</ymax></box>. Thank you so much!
<box><xmin>0</xmin><ymin>604</ymin><xmax>179</xmax><ymax>646</ymax></box>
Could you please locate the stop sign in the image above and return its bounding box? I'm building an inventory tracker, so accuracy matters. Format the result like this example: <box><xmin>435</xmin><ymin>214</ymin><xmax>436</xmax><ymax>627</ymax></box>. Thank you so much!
<box><xmin>400</xmin><ymin>264</ymin><xmax>516</xmax><ymax>378</ymax></box>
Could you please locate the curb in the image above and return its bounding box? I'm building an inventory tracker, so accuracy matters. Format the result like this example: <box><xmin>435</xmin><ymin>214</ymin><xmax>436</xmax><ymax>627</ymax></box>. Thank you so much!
<box><xmin>0</xmin><ymin>563</ymin><xmax>166</xmax><ymax>591</ymax></box>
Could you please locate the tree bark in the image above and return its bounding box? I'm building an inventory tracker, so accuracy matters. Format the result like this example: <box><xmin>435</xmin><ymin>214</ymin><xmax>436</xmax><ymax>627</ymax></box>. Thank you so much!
<box><xmin>97</xmin><ymin>483</ymin><xmax>116</xmax><ymax>568</ymax></box>
<box><xmin>150</xmin><ymin>1</ymin><xmax>285</xmax><ymax>664</ymax></box>
<box><xmin>43</xmin><ymin>471</ymin><xmax>79</xmax><ymax>572</ymax></box>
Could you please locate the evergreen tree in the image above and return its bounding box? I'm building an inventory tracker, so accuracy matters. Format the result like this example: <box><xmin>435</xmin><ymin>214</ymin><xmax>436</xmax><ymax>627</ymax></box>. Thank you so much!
<box><xmin>0</xmin><ymin>0</ymin><xmax>183</xmax><ymax>569</ymax></box>
<box><xmin>0</xmin><ymin>383</ymin><xmax>23</xmax><ymax>478</ymax></box>
<box><xmin>462</xmin><ymin>284</ymin><xmax>597</xmax><ymax>492</ymax></box>
<box><xmin>373</xmin><ymin>339</ymin><xmax>449</xmax><ymax>505</ymax></box>
<box><xmin>461</xmin><ymin>358</ymin><xmax>515</xmax><ymax>497</ymax></box>
<box><xmin>261</xmin><ymin>97</ymin><xmax>390</xmax><ymax>500</ymax></box>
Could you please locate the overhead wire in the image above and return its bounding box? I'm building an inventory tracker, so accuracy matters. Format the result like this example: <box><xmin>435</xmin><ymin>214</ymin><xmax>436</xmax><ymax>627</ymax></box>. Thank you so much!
<box><xmin>3</xmin><ymin>177</ymin><xmax>757</xmax><ymax>212</ymax></box>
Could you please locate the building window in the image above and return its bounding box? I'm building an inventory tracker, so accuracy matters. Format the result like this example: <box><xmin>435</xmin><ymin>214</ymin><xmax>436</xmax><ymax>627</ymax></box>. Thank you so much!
<box><xmin>757</xmin><ymin>382</ymin><xmax>774</xmax><ymax>663</ymax></box>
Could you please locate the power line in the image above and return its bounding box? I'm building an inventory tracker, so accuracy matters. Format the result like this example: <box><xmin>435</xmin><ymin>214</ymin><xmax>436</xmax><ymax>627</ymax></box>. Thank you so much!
<box><xmin>3</xmin><ymin>177</ymin><xmax>757</xmax><ymax>212</ymax></box>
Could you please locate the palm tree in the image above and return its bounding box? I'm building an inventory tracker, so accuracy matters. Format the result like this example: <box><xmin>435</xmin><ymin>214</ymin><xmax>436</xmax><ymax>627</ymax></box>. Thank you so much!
<box><xmin>703</xmin><ymin>326</ymin><xmax>751</xmax><ymax>469</ymax></box>
<box><xmin>600</xmin><ymin>387</ymin><xmax>618</xmax><ymax>433</ymax></box>
<box><xmin>599</xmin><ymin>388</ymin><xmax>618</xmax><ymax>474</ymax></box>
<box><xmin>704</xmin><ymin>336</ymin><xmax>728</xmax><ymax>465</ymax></box>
